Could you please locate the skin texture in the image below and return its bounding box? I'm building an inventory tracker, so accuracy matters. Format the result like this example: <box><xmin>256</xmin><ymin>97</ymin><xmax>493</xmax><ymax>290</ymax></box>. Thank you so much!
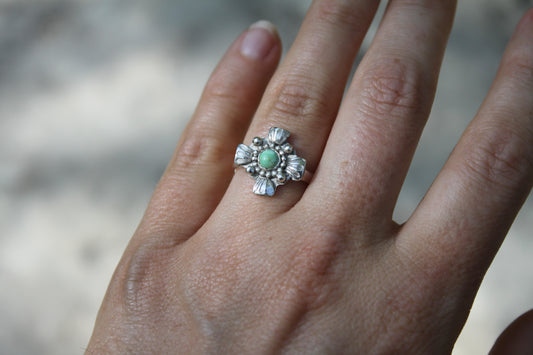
<box><xmin>87</xmin><ymin>1</ymin><xmax>533</xmax><ymax>354</ymax></box>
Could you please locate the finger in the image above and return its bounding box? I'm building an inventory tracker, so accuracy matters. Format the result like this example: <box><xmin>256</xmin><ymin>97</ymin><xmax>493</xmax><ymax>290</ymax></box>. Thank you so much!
<box><xmin>134</xmin><ymin>21</ymin><xmax>281</xmax><ymax>244</ymax></box>
<box><xmin>226</xmin><ymin>0</ymin><xmax>380</xmax><ymax>210</ymax></box>
<box><xmin>400</xmin><ymin>9</ymin><xmax>533</xmax><ymax>282</ymax></box>
<box><xmin>490</xmin><ymin>309</ymin><xmax>533</xmax><ymax>355</ymax></box>
<box><xmin>307</xmin><ymin>0</ymin><xmax>457</xmax><ymax>227</ymax></box>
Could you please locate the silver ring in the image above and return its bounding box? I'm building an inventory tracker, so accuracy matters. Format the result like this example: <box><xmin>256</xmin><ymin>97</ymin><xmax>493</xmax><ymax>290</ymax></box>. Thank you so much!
<box><xmin>234</xmin><ymin>127</ymin><xmax>310</xmax><ymax>196</ymax></box>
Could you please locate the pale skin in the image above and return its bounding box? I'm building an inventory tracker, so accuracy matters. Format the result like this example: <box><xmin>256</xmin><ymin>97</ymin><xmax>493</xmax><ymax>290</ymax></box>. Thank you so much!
<box><xmin>87</xmin><ymin>0</ymin><xmax>533</xmax><ymax>353</ymax></box>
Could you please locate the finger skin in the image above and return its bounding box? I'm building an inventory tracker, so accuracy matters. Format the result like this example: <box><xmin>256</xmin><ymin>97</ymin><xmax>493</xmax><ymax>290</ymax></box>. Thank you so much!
<box><xmin>86</xmin><ymin>23</ymin><xmax>281</xmax><ymax>353</ymax></box>
<box><xmin>490</xmin><ymin>309</ymin><xmax>533</xmax><ymax>355</ymax></box>
<box><xmin>224</xmin><ymin>0</ymin><xmax>380</xmax><ymax>212</ymax></box>
<box><xmin>87</xmin><ymin>6</ymin><xmax>533</xmax><ymax>354</ymax></box>
<box><xmin>398</xmin><ymin>7</ymin><xmax>533</xmax><ymax>325</ymax></box>
<box><xmin>307</xmin><ymin>0</ymin><xmax>457</xmax><ymax>230</ymax></box>
<box><xmin>134</xmin><ymin>22</ymin><xmax>281</xmax><ymax>244</ymax></box>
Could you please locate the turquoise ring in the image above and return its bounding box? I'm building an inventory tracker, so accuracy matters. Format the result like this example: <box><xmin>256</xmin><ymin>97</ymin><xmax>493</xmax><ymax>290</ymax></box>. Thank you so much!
<box><xmin>234</xmin><ymin>127</ymin><xmax>308</xmax><ymax>196</ymax></box>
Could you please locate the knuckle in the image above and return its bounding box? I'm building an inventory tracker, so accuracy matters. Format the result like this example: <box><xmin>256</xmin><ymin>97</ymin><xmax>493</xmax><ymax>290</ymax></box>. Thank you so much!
<box><xmin>268</xmin><ymin>77</ymin><xmax>330</xmax><ymax>123</ymax></box>
<box><xmin>174</xmin><ymin>131</ymin><xmax>231</xmax><ymax>171</ymax></box>
<box><xmin>121</xmin><ymin>242</ymin><xmax>175</xmax><ymax>315</ymax></box>
<box><xmin>462</xmin><ymin>126</ymin><xmax>533</xmax><ymax>190</ymax></box>
<box><xmin>180</xmin><ymin>237</ymin><xmax>253</xmax><ymax>322</ymax></box>
<box><xmin>358</xmin><ymin>58</ymin><xmax>423</xmax><ymax>120</ymax></box>
<box><xmin>203</xmin><ymin>72</ymin><xmax>242</xmax><ymax>103</ymax></box>
<box><xmin>283</xmin><ymin>230</ymin><xmax>345</xmax><ymax>309</ymax></box>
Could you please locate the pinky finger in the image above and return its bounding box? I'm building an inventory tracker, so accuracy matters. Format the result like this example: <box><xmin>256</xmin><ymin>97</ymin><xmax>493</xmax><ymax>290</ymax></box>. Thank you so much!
<box><xmin>400</xmin><ymin>10</ymin><xmax>533</xmax><ymax>281</ymax></box>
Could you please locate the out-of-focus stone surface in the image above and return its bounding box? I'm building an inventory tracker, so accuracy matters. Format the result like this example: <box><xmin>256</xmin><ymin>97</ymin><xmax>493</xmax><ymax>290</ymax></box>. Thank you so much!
<box><xmin>0</xmin><ymin>1</ymin><xmax>531</xmax><ymax>354</ymax></box>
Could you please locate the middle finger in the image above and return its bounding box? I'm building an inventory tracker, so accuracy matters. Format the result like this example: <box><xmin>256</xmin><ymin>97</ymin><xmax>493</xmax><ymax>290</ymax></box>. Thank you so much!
<box><xmin>308</xmin><ymin>0</ymin><xmax>457</xmax><ymax>228</ymax></box>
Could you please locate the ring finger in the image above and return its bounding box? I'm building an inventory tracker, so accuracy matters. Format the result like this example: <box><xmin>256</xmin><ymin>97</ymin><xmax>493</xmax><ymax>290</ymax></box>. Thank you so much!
<box><xmin>225</xmin><ymin>0</ymin><xmax>381</xmax><ymax>212</ymax></box>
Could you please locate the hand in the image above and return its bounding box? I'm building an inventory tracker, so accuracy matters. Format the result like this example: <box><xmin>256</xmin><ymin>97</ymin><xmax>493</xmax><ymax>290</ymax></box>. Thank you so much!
<box><xmin>87</xmin><ymin>1</ymin><xmax>533</xmax><ymax>353</ymax></box>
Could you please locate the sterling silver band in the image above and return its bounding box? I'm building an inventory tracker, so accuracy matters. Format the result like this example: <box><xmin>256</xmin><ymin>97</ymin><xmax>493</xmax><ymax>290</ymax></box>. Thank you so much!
<box><xmin>234</xmin><ymin>127</ymin><xmax>309</xmax><ymax>196</ymax></box>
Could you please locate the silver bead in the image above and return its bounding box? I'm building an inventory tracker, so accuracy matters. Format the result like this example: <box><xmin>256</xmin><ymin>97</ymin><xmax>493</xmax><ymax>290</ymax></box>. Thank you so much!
<box><xmin>259</xmin><ymin>170</ymin><xmax>266</xmax><ymax>177</ymax></box>
<box><xmin>246</xmin><ymin>166</ymin><xmax>256</xmax><ymax>174</ymax></box>
<box><xmin>253</xmin><ymin>137</ymin><xmax>263</xmax><ymax>146</ymax></box>
<box><xmin>276</xmin><ymin>173</ymin><xmax>287</xmax><ymax>183</ymax></box>
<box><xmin>281</xmin><ymin>162</ymin><xmax>287</xmax><ymax>168</ymax></box>
<box><xmin>281</xmin><ymin>143</ymin><xmax>293</xmax><ymax>154</ymax></box>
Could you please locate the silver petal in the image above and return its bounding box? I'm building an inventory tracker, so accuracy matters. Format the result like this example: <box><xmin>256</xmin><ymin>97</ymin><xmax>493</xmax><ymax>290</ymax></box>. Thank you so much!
<box><xmin>253</xmin><ymin>177</ymin><xmax>276</xmax><ymax>196</ymax></box>
<box><xmin>286</xmin><ymin>155</ymin><xmax>306</xmax><ymax>181</ymax></box>
<box><xmin>268</xmin><ymin>127</ymin><xmax>290</xmax><ymax>145</ymax></box>
<box><xmin>234</xmin><ymin>144</ymin><xmax>254</xmax><ymax>166</ymax></box>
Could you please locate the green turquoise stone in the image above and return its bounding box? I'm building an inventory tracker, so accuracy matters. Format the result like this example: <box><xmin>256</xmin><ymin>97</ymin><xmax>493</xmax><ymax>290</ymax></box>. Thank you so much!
<box><xmin>258</xmin><ymin>149</ymin><xmax>280</xmax><ymax>169</ymax></box>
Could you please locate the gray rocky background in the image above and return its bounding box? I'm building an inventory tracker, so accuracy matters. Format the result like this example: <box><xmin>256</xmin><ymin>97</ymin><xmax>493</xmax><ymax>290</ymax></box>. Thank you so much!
<box><xmin>1</xmin><ymin>0</ymin><xmax>532</xmax><ymax>354</ymax></box>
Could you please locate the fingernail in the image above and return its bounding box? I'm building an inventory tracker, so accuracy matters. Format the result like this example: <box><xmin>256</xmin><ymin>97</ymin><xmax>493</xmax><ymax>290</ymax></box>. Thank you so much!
<box><xmin>241</xmin><ymin>20</ymin><xmax>278</xmax><ymax>60</ymax></box>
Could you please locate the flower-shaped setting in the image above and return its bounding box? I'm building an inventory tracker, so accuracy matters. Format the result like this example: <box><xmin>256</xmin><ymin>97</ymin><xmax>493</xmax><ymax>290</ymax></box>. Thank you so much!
<box><xmin>234</xmin><ymin>127</ymin><xmax>307</xmax><ymax>196</ymax></box>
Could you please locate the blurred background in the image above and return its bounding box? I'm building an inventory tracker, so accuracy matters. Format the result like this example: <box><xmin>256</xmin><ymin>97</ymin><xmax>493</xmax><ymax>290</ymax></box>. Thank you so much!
<box><xmin>0</xmin><ymin>0</ymin><xmax>532</xmax><ymax>353</ymax></box>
